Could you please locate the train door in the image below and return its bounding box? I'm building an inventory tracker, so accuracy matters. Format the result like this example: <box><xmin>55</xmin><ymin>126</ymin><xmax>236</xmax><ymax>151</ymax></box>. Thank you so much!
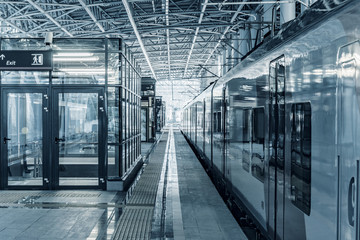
<box><xmin>268</xmin><ymin>56</ymin><xmax>285</xmax><ymax>240</ymax></box>
<box><xmin>52</xmin><ymin>88</ymin><xmax>106</xmax><ymax>189</ymax></box>
<box><xmin>337</xmin><ymin>40</ymin><xmax>360</xmax><ymax>240</ymax></box>
<box><xmin>1</xmin><ymin>88</ymin><xmax>50</xmax><ymax>189</ymax></box>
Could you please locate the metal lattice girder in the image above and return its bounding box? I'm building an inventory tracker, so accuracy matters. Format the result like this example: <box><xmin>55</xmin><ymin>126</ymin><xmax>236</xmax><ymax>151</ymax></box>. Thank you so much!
<box><xmin>0</xmin><ymin>0</ymin><xmax>275</xmax><ymax>99</ymax></box>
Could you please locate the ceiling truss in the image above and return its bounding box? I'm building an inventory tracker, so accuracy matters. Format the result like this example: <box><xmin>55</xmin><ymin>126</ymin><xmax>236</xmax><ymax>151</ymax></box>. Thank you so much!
<box><xmin>0</xmin><ymin>0</ymin><xmax>274</xmax><ymax>100</ymax></box>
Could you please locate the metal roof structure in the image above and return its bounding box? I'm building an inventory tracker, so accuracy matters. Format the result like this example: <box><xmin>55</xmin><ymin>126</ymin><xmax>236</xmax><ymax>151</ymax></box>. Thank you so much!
<box><xmin>0</xmin><ymin>0</ymin><xmax>306</xmax><ymax>114</ymax></box>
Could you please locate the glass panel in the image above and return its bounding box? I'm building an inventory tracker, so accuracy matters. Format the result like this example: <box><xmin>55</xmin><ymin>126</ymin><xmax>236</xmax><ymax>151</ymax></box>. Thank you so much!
<box><xmin>108</xmin><ymin>53</ymin><xmax>120</xmax><ymax>85</ymax></box>
<box><xmin>2</xmin><ymin>71</ymin><xmax>49</xmax><ymax>84</ymax></box>
<box><xmin>107</xmin><ymin>87</ymin><xmax>120</xmax><ymax>144</ymax></box>
<box><xmin>108</xmin><ymin>39</ymin><xmax>120</xmax><ymax>51</ymax></box>
<box><xmin>141</xmin><ymin>108</ymin><xmax>147</xmax><ymax>141</ymax></box>
<box><xmin>1</xmin><ymin>38</ymin><xmax>47</xmax><ymax>50</ymax></box>
<box><xmin>52</xmin><ymin>39</ymin><xmax>105</xmax><ymax>51</ymax></box>
<box><xmin>251</xmin><ymin>107</ymin><xmax>265</xmax><ymax>182</ymax></box>
<box><xmin>107</xmin><ymin>87</ymin><xmax>120</xmax><ymax>178</ymax></box>
<box><xmin>52</xmin><ymin>52</ymin><xmax>105</xmax><ymax>84</ymax></box>
<box><xmin>291</xmin><ymin>102</ymin><xmax>311</xmax><ymax>215</ymax></box>
<box><xmin>7</xmin><ymin>93</ymin><xmax>43</xmax><ymax>186</ymax></box>
<box><xmin>58</xmin><ymin>92</ymin><xmax>99</xmax><ymax>186</ymax></box>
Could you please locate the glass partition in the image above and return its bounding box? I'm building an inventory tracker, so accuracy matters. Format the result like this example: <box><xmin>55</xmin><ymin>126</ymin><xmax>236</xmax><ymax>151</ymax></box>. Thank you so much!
<box><xmin>0</xmin><ymin>38</ymin><xmax>141</xmax><ymax>189</ymax></box>
<box><xmin>52</xmin><ymin>52</ymin><xmax>106</xmax><ymax>85</ymax></box>
<box><xmin>7</xmin><ymin>92</ymin><xmax>43</xmax><ymax>186</ymax></box>
<box><xmin>52</xmin><ymin>39</ymin><xmax>106</xmax><ymax>51</ymax></box>
<box><xmin>57</xmin><ymin>92</ymin><xmax>99</xmax><ymax>186</ymax></box>
<box><xmin>1</xmin><ymin>71</ymin><xmax>49</xmax><ymax>84</ymax></box>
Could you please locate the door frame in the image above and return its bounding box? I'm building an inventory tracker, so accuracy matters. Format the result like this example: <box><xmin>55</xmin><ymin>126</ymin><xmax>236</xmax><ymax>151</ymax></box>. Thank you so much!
<box><xmin>51</xmin><ymin>87</ymin><xmax>106</xmax><ymax>190</ymax></box>
<box><xmin>1</xmin><ymin>87</ymin><xmax>50</xmax><ymax>190</ymax></box>
<box><xmin>336</xmin><ymin>40</ymin><xmax>360</xmax><ymax>240</ymax></box>
<box><xmin>267</xmin><ymin>55</ymin><xmax>286</xmax><ymax>240</ymax></box>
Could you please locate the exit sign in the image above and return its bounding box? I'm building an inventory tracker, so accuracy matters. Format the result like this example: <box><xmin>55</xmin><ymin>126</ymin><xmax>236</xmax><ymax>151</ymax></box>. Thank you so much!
<box><xmin>0</xmin><ymin>50</ymin><xmax>53</xmax><ymax>71</ymax></box>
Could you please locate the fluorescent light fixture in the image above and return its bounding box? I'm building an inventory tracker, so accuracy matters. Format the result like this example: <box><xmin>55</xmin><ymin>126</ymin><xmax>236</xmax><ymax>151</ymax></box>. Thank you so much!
<box><xmin>53</xmin><ymin>52</ymin><xmax>94</xmax><ymax>57</ymax></box>
<box><xmin>53</xmin><ymin>56</ymin><xmax>99</xmax><ymax>62</ymax></box>
<box><xmin>57</xmin><ymin>68</ymin><xmax>115</xmax><ymax>75</ymax></box>
<box><xmin>122</xmin><ymin>0</ymin><xmax>157</xmax><ymax>80</ymax></box>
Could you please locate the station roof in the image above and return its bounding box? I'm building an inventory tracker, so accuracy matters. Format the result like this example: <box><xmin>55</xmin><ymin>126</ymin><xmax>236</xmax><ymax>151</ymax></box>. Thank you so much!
<box><xmin>0</xmin><ymin>0</ymin><xmax>302</xmax><ymax>108</ymax></box>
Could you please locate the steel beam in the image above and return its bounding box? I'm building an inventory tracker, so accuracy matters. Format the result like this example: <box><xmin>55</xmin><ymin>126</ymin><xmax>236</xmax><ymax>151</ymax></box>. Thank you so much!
<box><xmin>183</xmin><ymin>0</ymin><xmax>208</xmax><ymax>77</ymax></box>
<box><xmin>122</xmin><ymin>0</ymin><xmax>157</xmax><ymax>79</ymax></box>
<box><xmin>198</xmin><ymin>3</ymin><xmax>245</xmax><ymax>77</ymax></box>
<box><xmin>25</xmin><ymin>0</ymin><xmax>73</xmax><ymax>37</ymax></box>
<box><xmin>78</xmin><ymin>0</ymin><xmax>105</xmax><ymax>32</ymax></box>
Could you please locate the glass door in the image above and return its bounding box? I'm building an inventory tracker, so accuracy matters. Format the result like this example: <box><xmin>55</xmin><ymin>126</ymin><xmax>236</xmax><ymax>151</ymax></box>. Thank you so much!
<box><xmin>2</xmin><ymin>88</ymin><xmax>49</xmax><ymax>188</ymax></box>
<box><xmin>52</xmin><ymin>88</ymin><xmax>105</xmax><ymax>189</ymax></box>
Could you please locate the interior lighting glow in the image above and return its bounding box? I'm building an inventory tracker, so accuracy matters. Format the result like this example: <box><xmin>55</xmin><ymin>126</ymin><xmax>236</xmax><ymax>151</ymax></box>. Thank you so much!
<box><xmin>57</xmin><ymin>68</ymin><xmax>114</xmax><ymax>75</ymax></box>
<box><xmin>53</xmin><ymin>52</ymin><xmax>94</xmax><ymax>57</ymax></box>
<box><xmin>53</xmin><ymin>56</ymin><xmax>99</xmax><ymax>62</ymax></box>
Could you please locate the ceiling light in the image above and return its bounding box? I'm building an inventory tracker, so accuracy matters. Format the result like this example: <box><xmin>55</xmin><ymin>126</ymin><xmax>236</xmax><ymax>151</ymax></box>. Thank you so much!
<box><xmin>53</xmin><ymin>52</ymin><xmax>94</xmax><ymax>57</ymax></box>
<box><xmin>53</xmin><ymin>56</ymin><xmax>99</xmax><ymax>62</ymax></box>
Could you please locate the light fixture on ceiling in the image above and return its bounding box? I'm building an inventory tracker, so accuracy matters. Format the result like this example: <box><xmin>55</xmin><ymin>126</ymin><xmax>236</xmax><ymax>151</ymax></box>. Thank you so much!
<box><xmin>53</xmin><ymin>56</ymin><xmax>99</xmax><ymax>62</ymax></box>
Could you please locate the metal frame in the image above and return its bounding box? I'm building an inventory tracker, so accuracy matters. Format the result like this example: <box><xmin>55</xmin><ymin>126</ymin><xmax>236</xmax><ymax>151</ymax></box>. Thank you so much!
<box><xmin>0</xmin><ymin>0</ymin><xmax>281</xmax><ymax>106</ymax></box>
<box><xmin>0</xmin><ymin>37</ymin><xmax>142</xmax><ymax>190</ymax></box>
<box><xmin>1</xmin><ymin>86</ymin><xmax>50</xmax><ymax>190</ymax></box>
<box><xmin>52</xmin><ymin>87</ymin><xmax>106</xmax><ymax>190</ymax></box>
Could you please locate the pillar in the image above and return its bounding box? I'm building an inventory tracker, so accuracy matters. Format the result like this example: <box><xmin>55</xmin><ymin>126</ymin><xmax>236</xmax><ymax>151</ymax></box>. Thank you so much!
<box><xmin>263</xmin><ymin>1</ymin><xmax>273</xmax><ymax>38</ymax></box>
<box><xmin>280</xmin><ymin>1</ymin><xmax>295</xmax><ymax>25</ymax></box>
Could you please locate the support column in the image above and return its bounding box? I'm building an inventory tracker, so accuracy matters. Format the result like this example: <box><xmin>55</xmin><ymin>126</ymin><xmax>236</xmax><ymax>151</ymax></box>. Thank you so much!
<box><xmin>301</xmin><ymin>0</ymin><xmax>309</xmax><ymax>13</ymax></box>
<box><xmin>280</xmin><ymin>1</ymin><xmax>295</xmax><ymax>25</ymax></box>
<box><xmin>250</xmin><ymin>11</ymin><xmax>261</xmax><ymax>48</ymax></box>
<box><xmin>227</xmin><ymin>34</ymin><xmax>233</xmax><ymax>70</ymax></box>
<box><xmin>246</xmin><ymin>24</ymin><xmax>252</xmax><ymax>51</ymax></box>
<box><xmin>263</xmin><ymin>1</ymin><xmax>273</xmax><ymax>38</ymax></box>
<box><xmin>217</xmin><ymin>54</ymin><xmax>222</xmax><ymax>78</ymax></box>
<box><xmin>233</xmin><ymin>32</ymin><xmax>240</xmax><ymax>65</ymax></box>
<box><xmin>222</xmin><ymin>45</ymin><xmax>228</xmax><ymax>76</ymax></box>
<box><xmin>239</xmin><ymin>27</ymin><xmax>249</xmax><ymax>57</ymax></box>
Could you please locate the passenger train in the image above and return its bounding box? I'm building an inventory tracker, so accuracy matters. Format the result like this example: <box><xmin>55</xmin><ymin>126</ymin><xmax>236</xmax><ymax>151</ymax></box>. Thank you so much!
<box><xmin>181</xmin><ymin>0</ymin><xmax>360</xmax><ymax>239</ymax></box>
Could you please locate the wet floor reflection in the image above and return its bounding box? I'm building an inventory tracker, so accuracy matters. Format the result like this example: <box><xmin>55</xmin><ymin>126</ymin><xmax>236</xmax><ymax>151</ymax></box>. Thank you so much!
<box><xmin>0</xmin><ymin>191</ymin><xmax>125</xmax><ymax>240</ymax></box>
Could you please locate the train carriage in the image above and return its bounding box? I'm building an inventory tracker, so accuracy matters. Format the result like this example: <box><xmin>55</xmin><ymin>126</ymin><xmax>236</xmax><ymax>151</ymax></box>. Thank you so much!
<box><xmin>182</xmin><ymin>0</ymin><xmax>360</xmax><ymax>239</ymax></box>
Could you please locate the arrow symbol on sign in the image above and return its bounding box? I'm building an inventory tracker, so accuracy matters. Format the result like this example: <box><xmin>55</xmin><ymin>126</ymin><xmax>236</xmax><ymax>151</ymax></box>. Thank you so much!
<box><xmin>0</xmin><ymin>54</ymin><xmax>5</xmax><ymax>60</ymax></box>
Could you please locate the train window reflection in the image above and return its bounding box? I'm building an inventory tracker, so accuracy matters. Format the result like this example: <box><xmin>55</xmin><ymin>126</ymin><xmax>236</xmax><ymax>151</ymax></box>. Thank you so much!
<box><xmin>291</xmin><ymin>102</ymin><xmax>311</xmax><ymax>215</ymax></box>
<box><xmin>240</xmin><ymin>109</ymin><xmax>251</xmax><ymax>172</ymax></box>
<box><xmin>251</xmin><ymin>107</ymin><xmax>265</xmax><ymax>182</ymax></box>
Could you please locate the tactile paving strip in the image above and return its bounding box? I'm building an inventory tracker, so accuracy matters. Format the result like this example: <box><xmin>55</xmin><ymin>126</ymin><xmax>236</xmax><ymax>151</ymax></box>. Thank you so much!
<box><xmin>112</xmin><ymin>132</ymin><xmax>169</xmax><ymax>240</ymax></box>
<box><xmin>111</xmin><ymin>206</ymin><xmax>154</xmax><ymax>240</ymax></box>
<box><xmin>0</xmin><ymin>191</ymin><xmax>101</xmax><ymax>204</ymax></box>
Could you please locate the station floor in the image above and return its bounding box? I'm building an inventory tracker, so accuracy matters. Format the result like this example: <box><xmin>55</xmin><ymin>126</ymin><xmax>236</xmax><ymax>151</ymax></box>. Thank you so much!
<box><xmin>0</xmin><ymin>127</ymin><xmax>246</xmax><ymax>240</ymax></box>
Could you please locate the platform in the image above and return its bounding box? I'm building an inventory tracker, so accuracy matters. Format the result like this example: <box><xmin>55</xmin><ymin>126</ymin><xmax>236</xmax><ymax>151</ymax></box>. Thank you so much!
<box><xmin>0</xmin><ymin>190</ymin><xmax>124</xmax><ymax>240</ymax></box>
<box><xmin>112</xmin><ymin>127</ymin><xmax>247</xmax><ymax>239</ymax></box>
<box><xmin>0</xmin><ymin>127</ymin><xmax>246</xmax><ymax>240</ymax></box>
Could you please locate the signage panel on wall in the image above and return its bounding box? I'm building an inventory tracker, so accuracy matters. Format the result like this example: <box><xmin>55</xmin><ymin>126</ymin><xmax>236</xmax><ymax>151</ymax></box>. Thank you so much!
<box><xmin>0</xmin><ymin>50</ymin><xmax>53</xmax><ymax>71</ymax></box>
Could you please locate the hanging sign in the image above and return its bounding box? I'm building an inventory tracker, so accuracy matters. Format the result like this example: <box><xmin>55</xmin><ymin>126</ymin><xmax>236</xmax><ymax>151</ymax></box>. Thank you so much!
<box><xmin>0</xmin><ymin>50</ymin><xmax>53</xmax><ymax>71</ymax></box>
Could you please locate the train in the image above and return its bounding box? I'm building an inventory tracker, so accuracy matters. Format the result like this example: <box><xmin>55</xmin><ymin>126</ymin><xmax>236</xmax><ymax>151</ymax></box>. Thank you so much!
<box><xmin>181</xmin><ymin>0</ymin><xmax>360</xmax><ymax>239</ymax></box>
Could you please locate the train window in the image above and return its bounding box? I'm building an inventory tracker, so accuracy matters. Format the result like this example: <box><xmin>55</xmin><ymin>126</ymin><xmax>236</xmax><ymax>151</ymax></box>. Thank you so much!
<box><xmin>213</xmin><ymin>112</ymin><xmax>221</xmax><ymax>133</ymax></box>
<box><xmin>252</xmin><ymin>108</ymin><xmax>265</xmax><ymax>144</ymax></box>
<box><xmin>291</xmin><ymin>102</ymin><xmax>311</xmax><ymax>215</ymax></box>
<box><xmin>241</xmin><ymin>109</ymin><xmax>251</xmax><ymax>172</ymax></box>
<box><xmin>251</xmin><ymin>107</ymin><xmax>265</xmax><ymax>182</ymax></box>
<box><xmin>217</xmin><ymin>112</ymin><xmax>221</xmax><ymax>132</ymax></box>
<box><xmin>213</xmin><ymin>112</ymin><xmax>217</xmax><ymax>133</ymax></box>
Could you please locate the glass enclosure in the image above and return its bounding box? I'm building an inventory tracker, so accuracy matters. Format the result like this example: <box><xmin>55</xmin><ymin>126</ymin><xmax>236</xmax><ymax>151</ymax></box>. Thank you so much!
<box><xmin>57</xmin><ymin>92</ymin><xmax>99</xmax><ymax>186</ymax></box>
<box><xmin>7</xmin><ymin>92</ymin><xmax>43</xmax><ymax>186</ymax></box>
<box><xmin>107</xmin><ymin>39</ymin><xmax>141</xmax><ymax>179</ymax></box>
<box><xmin>0</xmin><ymin>38</ymin><xmax>141</xmax><ymax>189</ymax></box>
